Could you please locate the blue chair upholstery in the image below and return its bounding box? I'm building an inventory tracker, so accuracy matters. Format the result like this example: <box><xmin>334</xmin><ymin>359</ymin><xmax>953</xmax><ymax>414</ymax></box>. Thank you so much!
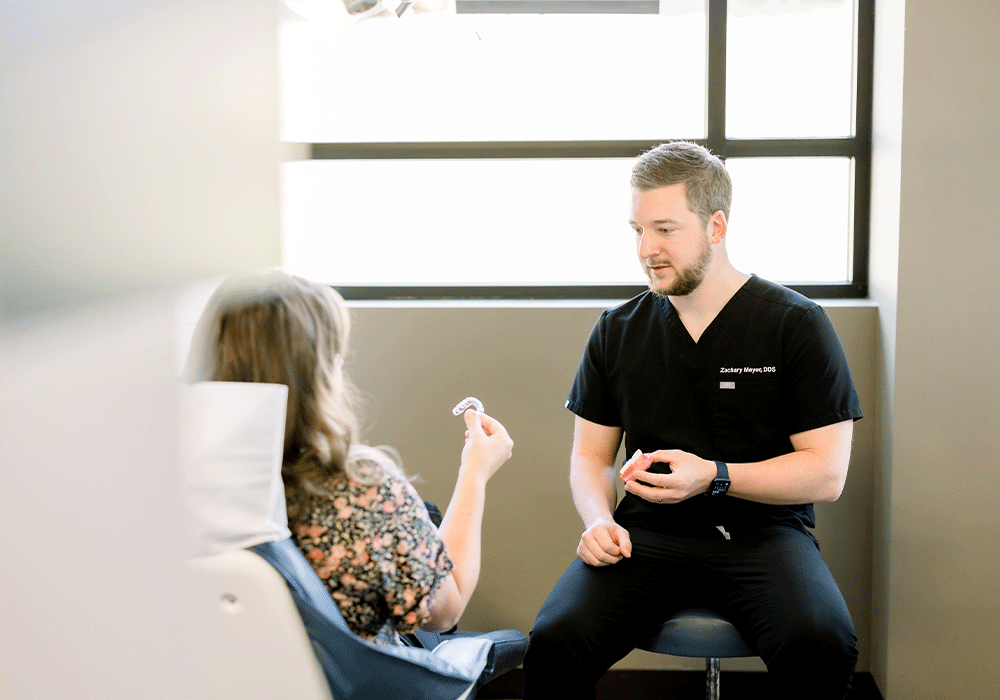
<box><xmin>407</xmin><ymin>627</ymin><xmax>529</xmax><ymax>692</ymax></box>
<box><xmin>638</xmin><ymin>608</ymin><xmax>755</xmax><ymax>700</ymax></box>
<box><xmin>250</xmin><ymin>538</ymin><xmax>526</xmax><ymax>699</ymax></box>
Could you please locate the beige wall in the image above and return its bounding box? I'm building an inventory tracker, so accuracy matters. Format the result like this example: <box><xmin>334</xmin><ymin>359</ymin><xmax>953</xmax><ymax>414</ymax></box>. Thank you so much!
<box><xmin>345</xmin><ymin>301</ymin><xmax>878</xmax><ymax>673</ymax></box>
<box><xmin>873</xmin><ymin>1</ymin><xmax>1000</xmax><ymax>698</ymax></box>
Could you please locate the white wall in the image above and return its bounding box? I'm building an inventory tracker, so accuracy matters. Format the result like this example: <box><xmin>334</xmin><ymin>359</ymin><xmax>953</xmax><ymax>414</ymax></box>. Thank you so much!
<box><xmin>2</xmin><ymin>0</ymin><xmax>280</xmax><ymax>316</ymax></box>
<box><xmin>869</xmin><ymin>0</ymin><xmax>905</xmax><ymax>692</ymax></box>
<box><xmin>0</xmin><ymin>2</ymin><xmax>280</xmax><ymax>698</ymax></box>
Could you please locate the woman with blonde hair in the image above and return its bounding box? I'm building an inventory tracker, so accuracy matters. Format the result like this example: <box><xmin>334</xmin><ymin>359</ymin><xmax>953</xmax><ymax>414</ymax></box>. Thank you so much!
<box><xmin>187</xmin><ymin>270</ymin><xmax>513</xmax><ymax>644</ymax></box>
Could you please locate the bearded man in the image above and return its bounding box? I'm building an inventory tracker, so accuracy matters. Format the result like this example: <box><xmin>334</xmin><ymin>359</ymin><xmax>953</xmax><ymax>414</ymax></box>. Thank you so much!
<box><xmin>521</xmin><ymin>141</ymin><xmax>862</xmax><ymax>700</ymax></box>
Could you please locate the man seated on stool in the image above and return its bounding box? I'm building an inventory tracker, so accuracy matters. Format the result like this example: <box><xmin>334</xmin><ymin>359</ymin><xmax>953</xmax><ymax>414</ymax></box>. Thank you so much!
<box><xmin>522</xmin><ymin>141</ymin><xmax>862</xmax><ymax>700</ymax></box>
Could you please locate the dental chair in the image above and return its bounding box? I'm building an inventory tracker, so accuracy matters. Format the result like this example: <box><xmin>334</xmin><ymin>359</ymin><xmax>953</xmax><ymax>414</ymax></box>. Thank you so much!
<box><xmin>183</xmin><ymin>381</ymin><xmax>525</xmax><ymax>700</ymax></box>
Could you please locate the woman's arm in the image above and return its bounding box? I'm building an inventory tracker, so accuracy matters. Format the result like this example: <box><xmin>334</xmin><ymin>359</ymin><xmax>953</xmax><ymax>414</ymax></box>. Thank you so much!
<box><xmin>423</xmin><ymin>410</ymin><xmax>513</xmax><ymax>631</ymax></box>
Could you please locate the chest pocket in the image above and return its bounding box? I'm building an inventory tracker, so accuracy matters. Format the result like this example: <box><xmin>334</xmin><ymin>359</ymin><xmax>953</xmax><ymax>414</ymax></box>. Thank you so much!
<box><xmin>712</xmin><ymin>376</ymin><xmax>784</xmax><ymax>461</ymax></box>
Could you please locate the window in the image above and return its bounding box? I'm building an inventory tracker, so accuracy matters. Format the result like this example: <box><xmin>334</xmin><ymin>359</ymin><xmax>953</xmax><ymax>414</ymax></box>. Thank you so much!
<box><xmin>280</xmin><ymin>0</ymin><xmax>873</xmax><ymax>300</ymax></box>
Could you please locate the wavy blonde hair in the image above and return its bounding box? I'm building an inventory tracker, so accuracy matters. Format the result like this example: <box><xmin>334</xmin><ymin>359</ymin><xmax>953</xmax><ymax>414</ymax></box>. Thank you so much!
<box><xmin>186</xmin><ymin>270</ymin><xmax>402</xmax><ymax>487</ymax></box>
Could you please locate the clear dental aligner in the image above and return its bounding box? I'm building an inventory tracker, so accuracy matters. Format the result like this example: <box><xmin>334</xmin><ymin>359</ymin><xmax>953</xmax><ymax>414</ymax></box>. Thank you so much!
<box><xmin>452</xmin><ymin>397</ymin><xmax>484</xmax><ymax>415</ymax></box>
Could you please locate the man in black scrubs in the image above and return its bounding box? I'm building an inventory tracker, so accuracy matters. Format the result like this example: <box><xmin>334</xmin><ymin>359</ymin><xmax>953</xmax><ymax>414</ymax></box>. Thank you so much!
<box><xmin>522</xmin><ymin>141</ymin><xmax>862</xmax><ymax>699</ymax></box>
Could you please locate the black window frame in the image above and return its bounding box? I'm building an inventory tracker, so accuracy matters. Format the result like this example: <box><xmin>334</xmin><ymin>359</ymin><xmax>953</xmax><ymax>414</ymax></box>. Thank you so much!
<box><xmin>301</xmin><ymin>0</ymin><xmax>874</xmax><ymax>301</ymax></box>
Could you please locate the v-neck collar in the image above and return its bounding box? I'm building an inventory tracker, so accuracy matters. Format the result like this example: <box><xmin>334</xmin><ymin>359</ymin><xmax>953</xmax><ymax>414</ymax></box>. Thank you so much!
<box><xmin>657</xmin><ymin>275</ymin><xmax>757</xmax><ymax>348</ymax></box>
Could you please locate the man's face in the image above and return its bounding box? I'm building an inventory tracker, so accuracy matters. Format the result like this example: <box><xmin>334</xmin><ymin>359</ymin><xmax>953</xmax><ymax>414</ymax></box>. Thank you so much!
<box><xmin>629</xmin><ymin>183</ymin><xmax>713</xmax><ymax>297</ymax></box>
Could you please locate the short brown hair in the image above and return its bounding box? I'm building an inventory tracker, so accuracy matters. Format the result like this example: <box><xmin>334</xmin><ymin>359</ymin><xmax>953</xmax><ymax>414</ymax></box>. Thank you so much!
<box><xmin>630</xmin><ymin>141</ymin><xmax>732</xmax><ymax>227</ymax></box>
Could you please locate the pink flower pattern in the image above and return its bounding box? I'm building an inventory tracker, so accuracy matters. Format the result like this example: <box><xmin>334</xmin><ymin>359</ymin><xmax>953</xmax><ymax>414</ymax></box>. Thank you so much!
<box><xmin>286</xmin><ymin>472</ymin><xmax>452</xmax><ymax>645</ymax></box>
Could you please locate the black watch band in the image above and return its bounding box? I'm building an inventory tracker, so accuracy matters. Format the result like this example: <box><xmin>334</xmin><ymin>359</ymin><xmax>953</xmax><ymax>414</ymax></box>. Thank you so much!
<box><xmin>706</xmin><ymin>460</ymin><xmax>731</xmax><ymax>497</ymax></box>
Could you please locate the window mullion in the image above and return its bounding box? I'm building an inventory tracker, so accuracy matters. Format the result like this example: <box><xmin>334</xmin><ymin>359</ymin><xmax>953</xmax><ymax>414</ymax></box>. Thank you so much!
<box><xmin>706</xmin><ymin>0</ymin><xmax>728</xmax><ymax>153</ymax></box>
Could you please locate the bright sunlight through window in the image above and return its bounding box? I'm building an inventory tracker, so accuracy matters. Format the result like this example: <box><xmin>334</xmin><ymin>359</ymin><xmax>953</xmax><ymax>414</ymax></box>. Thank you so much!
<box><xmin>279</xmin><ymin>0</ymin><xmax>868</xmax><ymax>298</ymax></box>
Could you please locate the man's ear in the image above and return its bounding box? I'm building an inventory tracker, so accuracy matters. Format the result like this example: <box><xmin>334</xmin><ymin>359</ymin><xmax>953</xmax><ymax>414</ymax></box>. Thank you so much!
<box><xmin>708</xmin><ymin>210</ymin><xmax>728</xmax><ymax>244</ymax></box>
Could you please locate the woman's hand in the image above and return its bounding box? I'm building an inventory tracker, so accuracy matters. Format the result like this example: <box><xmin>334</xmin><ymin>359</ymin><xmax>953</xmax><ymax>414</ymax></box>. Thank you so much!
<box><xmin>459</xmin><ymin>409</ymin><xmax>513</xmax><ymax>485</ymax></box>
<box><xmin>426</xmin><ymin>410</ymin><xmax>513</xmax><ymax>631</ymax></box>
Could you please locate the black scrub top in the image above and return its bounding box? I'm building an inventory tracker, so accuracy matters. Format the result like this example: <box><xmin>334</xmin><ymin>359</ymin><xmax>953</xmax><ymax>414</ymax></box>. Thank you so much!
<box><xmin>567</xmin><ymin>275</ymin><xmax>862</xmax><ymax>535</ymax></box>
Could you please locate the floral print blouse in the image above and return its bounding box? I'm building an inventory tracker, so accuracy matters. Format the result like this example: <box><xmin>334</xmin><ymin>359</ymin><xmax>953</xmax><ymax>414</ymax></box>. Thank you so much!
<box><xmin>286</xmin><ymin>472</ymin><xmax>453</xmax><ymax>645</ymax></box>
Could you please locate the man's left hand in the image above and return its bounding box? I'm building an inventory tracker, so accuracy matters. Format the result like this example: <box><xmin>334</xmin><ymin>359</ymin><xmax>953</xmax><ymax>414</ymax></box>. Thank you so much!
<box><xmin>623</xmin><ymin>449</ymin><xmax>717</xmax><ymax>504</ymax></box>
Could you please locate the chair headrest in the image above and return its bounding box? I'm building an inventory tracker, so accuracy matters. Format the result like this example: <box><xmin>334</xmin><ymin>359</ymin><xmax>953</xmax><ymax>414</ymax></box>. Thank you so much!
<box><xmin>182</xmin><ymin>381</ymin><xmax>291</xmax><ymax>556</ymax></box>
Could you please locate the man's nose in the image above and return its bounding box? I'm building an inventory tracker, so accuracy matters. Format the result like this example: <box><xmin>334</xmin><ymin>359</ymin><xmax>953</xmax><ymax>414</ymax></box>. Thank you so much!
<box><xmin>637</xmin><ymin>231</ymin><xmax>658</xmax><ymax>259</ymax></box>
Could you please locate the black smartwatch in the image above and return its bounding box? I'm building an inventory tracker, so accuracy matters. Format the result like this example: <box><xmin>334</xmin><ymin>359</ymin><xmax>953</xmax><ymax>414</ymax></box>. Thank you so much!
<box><xmin>705</xmin><ymin>460</ymin><xmax>731</xmax><ymax>496</ymax></box>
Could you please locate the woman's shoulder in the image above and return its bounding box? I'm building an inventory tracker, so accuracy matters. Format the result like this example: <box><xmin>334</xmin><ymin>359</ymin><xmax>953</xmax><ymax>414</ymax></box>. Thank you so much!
<box><xmin>286</xmin><ymin>470</ymin><xmax>429</xmax><ymax>531</ymax></box>
<box><xmin>332</xmin><ymin>470</ymin><xmax>423</xmax><ymax>510</ymax></box>
<box><xmin>367</xmin><ymin>471</ymin><xmax>425</xmax><ymax>519</ymax></box>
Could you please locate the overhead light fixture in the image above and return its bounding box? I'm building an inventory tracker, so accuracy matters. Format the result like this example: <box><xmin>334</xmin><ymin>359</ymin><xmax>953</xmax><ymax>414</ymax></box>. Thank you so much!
<box><xmin>286</xmin><ymin>0</ymin><xmax>455</xmax><ymax>22</ymax></box>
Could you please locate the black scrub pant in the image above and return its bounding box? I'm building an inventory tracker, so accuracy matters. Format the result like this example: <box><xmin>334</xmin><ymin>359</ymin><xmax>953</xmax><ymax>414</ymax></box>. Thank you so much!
<box><xmin>522</xmin><ymin>524</ymin><xmax>857</xmax><ymax>700</ymax></box>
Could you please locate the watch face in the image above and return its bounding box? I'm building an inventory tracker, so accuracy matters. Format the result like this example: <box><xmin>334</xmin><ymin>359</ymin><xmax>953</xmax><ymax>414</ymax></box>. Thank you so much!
<box><xmin>710</xmin><ymin>479</ymin><xmax>730</xmax><ymax>496</ymax></box>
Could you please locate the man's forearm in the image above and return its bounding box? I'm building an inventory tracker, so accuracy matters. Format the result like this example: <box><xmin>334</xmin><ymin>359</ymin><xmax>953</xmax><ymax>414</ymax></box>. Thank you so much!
<box><xmin>570</xmin><ymin>457</ymin><xmax>620</xmax><ymax>528</ymax></box>
<box><xmin>728</xmin><ymin>420</ymin><xmax>854</xmax><ymax>504</ymax></box>
<box><xmin>728</xmin><ymin>452</ymin><xmax>845</xmax><ymax>504</ymax></box>
<box><xmin>624</xmin><ymin>421</ymin><xmax>854</xmax><ymax>507</ymax></box>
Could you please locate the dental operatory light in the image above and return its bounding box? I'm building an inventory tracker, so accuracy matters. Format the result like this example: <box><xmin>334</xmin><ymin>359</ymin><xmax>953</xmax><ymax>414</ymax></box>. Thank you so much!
<box><xmin>286</xmin><ymin>0</ymin><xmax>453</xmax><ymax>22</ymax></box>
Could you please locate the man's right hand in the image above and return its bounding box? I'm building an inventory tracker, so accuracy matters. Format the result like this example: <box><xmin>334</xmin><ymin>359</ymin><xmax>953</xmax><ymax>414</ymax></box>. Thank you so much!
<box><xmin>576</xmin><ymin>517</ymin><xmax>632</xmax><ymax>566</ymax></box>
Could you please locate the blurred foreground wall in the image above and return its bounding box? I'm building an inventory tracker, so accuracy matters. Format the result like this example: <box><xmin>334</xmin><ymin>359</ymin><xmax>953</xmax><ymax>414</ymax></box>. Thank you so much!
<box><xmin>1</xmin><ymin>2</ymin><xmax>279</xmax><ymax>697</ymax></box>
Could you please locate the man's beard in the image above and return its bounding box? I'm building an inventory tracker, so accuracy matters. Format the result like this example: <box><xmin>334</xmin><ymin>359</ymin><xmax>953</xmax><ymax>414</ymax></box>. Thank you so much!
<box><xmin>647</xmin><ymin>230</ymin><xmax>713</xmax><ymax>297</ymax></box>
